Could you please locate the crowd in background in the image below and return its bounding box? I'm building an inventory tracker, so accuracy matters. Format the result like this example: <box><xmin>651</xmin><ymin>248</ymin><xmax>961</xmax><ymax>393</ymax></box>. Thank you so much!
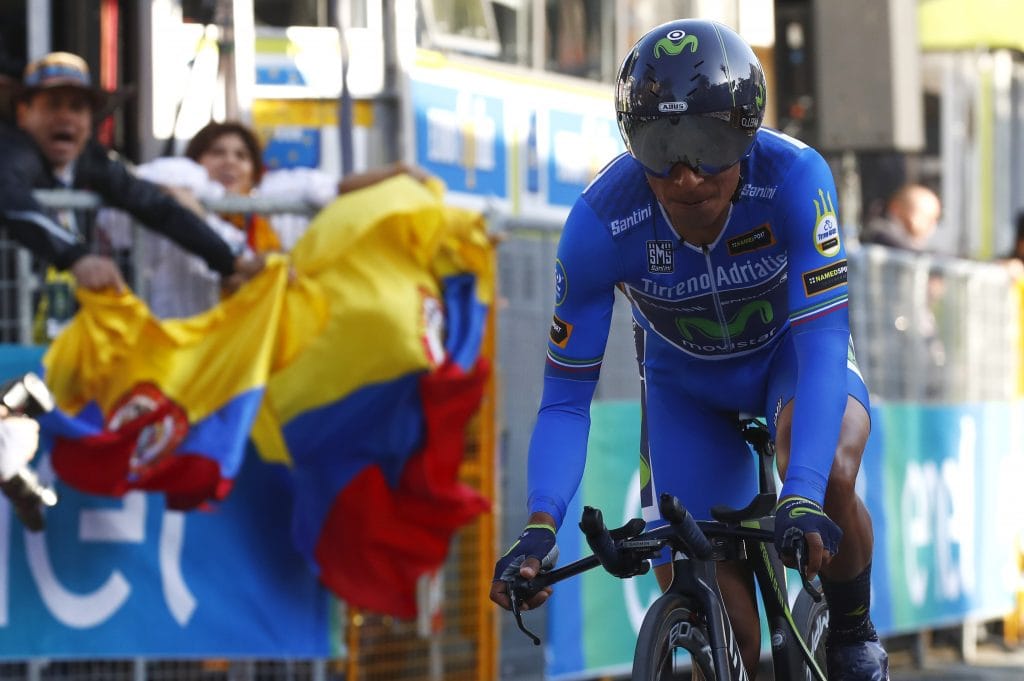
<box><xmin>0</xmin><ymin>46</ymin><xmax>432</xmax><ymax>330</ymax></box>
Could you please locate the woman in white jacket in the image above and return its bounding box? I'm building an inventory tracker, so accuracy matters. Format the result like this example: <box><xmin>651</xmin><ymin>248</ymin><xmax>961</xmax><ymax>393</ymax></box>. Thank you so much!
<box><xmin>99</xmin><ymin>120</ymin><xmax>430</xmax><ymax>318</ymax></box>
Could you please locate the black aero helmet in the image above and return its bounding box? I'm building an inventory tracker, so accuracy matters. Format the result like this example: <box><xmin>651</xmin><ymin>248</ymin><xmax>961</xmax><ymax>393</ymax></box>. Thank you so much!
<box><xmin>615</xmin><ymin>19</ymin><xmax>766</xmax><ymax>176</ymax></box>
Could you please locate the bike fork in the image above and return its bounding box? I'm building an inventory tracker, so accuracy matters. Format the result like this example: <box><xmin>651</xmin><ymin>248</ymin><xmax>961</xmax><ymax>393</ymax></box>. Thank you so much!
<box><xmin>674</xmin><ymin>559</ymin><xmax>750</xmax><ymax>681</ymax></box>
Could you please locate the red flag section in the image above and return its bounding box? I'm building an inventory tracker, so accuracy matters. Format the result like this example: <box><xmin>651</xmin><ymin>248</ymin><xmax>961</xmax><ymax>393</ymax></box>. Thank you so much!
<box><xmin>316</xmin><ymin>358</ymin><xmax>491</xmax><ymax>617</ymax></box>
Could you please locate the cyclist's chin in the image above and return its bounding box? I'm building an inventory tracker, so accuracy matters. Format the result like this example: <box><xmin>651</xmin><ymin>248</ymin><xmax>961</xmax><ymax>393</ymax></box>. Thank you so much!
<box><xmin>664</xmin><ymin>200</ymin><xmax>729</xmax><ymax>235</ymax></box>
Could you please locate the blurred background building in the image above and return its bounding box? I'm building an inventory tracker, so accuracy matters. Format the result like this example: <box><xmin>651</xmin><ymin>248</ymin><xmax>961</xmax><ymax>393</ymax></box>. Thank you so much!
<box><xmin>2</xmin><ymin>0</ymin><xmax>1022</xmax><ymax>259</ymax></box>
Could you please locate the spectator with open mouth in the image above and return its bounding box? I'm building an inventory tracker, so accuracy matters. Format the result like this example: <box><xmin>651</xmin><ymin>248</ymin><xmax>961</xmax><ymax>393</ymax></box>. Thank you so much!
<box><xmin>0</xmin><ymin>51</ymin><xmax>264</xmax><ymax>341</ymax></box>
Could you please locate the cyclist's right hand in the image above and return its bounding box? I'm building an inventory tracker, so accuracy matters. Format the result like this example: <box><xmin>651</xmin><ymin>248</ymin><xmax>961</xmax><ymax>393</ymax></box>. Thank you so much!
<box><xmin>489</xmin><ymin>514</ymin><xmax>559</xmax><ymax>611</ymax></box>
<box><xmin>774</xmin><ymin>496</ymin><xmax>843</xmax><ymax>580</ymax></box>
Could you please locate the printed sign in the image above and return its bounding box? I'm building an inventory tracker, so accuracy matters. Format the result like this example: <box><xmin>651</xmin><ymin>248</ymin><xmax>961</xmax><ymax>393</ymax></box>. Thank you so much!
<box><xmin>0</xmin><ymin>446</ymin><xmax>332</xmax><ymax>658</ymax></box>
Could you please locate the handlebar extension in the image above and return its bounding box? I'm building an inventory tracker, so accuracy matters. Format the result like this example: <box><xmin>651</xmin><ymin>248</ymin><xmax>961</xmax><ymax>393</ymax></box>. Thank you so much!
<box><xmin>579</xmin><ymin>506</ymin><xmax>650</xmax><ymax>578</ymax></box>
<box><xmin>658</xmin><ymin>493</ymin><xmax>714</xmax><ymax>560</ymax></box>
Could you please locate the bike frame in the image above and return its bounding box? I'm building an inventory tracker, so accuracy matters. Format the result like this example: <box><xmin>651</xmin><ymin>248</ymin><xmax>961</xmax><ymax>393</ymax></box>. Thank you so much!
<box><xmin>748</xmin><ymin>519</ymin><xmax>828</xmax><ymax>681</ymax></box>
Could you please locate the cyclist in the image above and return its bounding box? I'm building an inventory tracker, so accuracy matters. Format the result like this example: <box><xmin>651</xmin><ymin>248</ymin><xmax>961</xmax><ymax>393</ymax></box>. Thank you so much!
<box><xmin>490</xmin><ymin>19</ymin><xmax>887</xmax><ymax>681</ymax></box>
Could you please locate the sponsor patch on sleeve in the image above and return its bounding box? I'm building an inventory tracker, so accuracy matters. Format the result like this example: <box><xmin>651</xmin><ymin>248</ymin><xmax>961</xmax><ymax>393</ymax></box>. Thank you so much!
<box><xmin>550</xmin><ymin>314</ymin><xmax>573</xmax><ymax>348</ymax></box>
<box><xmin>802</xmin><ymin>259</ymin><xmax>848</xmax><ymax>296</ymax></box>
<box><xmin>813</xmin><ymin>188</ymin><xmax>842</xmax><ymax>257</ymax></box>
<box><xmin>554</xmin><ymin>259</ymin><xmax>568</xmax><ymax>306</ymax></box>
<box><xmin>727</xmin><ymin>223</ymin><xmax>775</xmax><ymax>255</ymax></box>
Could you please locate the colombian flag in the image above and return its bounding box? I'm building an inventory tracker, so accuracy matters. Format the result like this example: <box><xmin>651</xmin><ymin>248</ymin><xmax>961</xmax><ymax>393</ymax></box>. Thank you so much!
<box><xmin>39</xmin><ymin>175</ymin><xmax>493</xmax><ymax>618</ymax></box>
<box><xmin>250</xmin><ymin>175</ymin><xmax>492</xmax><ymax>617</ymax></box>
<box><xmin>39</xmin><ymin>258</ymin><xmax>290</xmax><ymax>510</ymax></box>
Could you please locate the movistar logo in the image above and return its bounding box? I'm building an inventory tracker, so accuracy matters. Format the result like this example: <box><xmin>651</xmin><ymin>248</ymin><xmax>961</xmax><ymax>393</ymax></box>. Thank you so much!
<box><xmin>755</xmin><ymin>82</ymin><xmax>765</xmax><ymax>109</ymax></box>
<box><xmin>675</xmin><ymin>300</ymin><xmax>773</xmax><ymax>341</ymax></box>
<box><xmin>654</xmin><ymin>30</ymin><xmax>698</xmax><ymax>58</ymax></box>
<box><xmin>789</xmin><ymin>505</ymin><xmax>826</xmax><ymax>519</ymax></box>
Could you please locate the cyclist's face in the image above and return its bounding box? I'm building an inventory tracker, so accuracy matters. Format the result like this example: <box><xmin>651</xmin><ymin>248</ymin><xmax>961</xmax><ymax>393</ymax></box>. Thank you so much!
<box><xmin>646</xmin><ymin>162</ymin><xmax>741</xmax><ymax>245</ymax></box>
<box><xmin>198</xmin><ymin>133</ymin><xmax>255</xmax><ymax>195</ymax></box>
<box><xmin>16</xmin><ymin>88</ymin><xmax>94</xmax><ymax>174</ymax></box>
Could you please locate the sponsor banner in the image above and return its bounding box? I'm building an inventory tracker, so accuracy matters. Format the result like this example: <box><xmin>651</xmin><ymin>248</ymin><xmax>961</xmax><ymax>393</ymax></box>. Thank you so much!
<box><xmin>547</xmin><ymin>399</ymin><xmax>1024</xmax><ymax>679</ymax></box>
<box><xmin>411</xmin><ymin>79</ymin><xmax>508</xmax><ymax>200</ymax></box>
<box><xmin>0</xmin><ymin>439</ymin><xmax>331</xmax><ymax>657</ymax></box>
<box><xmin>874</xmin><ymin>402</ymin><xmax>1024</xmax><ymax>634</ymax></box>
<box><xmin>545</xmin><ymin>109</ymin><xmax>622</xmax><ymax>209</ymax></box>
<box><xmin>410</xmin><ymin>51</ymin><xmax>624</xmax><ymax>217</ymax></box>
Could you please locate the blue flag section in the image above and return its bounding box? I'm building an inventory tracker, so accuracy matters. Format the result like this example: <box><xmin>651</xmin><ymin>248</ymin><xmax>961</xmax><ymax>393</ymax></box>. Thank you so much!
<box><xmin>0</xmin><ymin>448</ymin><xmax>331</xmax><ymax>658</ymax></box>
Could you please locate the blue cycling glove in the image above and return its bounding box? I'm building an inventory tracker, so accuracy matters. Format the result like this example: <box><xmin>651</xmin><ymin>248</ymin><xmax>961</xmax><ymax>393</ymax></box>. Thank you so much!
<box><xmin>493</xmin><ymin>523</ymin><xmax>559</xmax><ymax>582</ymax></box>
<box><xmin>774</xmin><ymin>497</ymin><xmax>843</xmax><ymax>559</ymax></box>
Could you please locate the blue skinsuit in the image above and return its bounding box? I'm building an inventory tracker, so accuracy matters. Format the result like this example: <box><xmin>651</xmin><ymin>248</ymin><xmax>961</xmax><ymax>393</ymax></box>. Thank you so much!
<box><xmin>527</xmin><ymin>128</ymin><xmax>870</xmax><ymax>534</ymax></box>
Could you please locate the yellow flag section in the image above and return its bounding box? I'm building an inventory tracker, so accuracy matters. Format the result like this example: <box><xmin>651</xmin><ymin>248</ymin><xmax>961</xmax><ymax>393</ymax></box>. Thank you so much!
<box><xmin>250</xmin><ymin>174</ymin><xmax>494</xmax><ymax>465</ymax></box>
<box><xmin>43</xmin><ymin>257</ymin><xmax>289</xmax><ymax>417</ymax></box>
<box><xmin>41</xmin><ymin>258</ymin><xmax>290</xmax><ymax>507</ymax></box>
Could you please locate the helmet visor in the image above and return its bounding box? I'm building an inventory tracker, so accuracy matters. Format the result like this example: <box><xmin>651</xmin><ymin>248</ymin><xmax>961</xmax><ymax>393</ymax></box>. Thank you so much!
<box><xmin>620</xmin><ymin>113</ymin><xmax>756</xmax><ymax>177</ymax></box>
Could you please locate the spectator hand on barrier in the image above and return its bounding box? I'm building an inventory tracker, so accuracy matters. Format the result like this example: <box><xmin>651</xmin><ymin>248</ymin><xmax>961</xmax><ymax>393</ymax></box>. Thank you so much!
<box><xmin>221</xmin><ymin>252</ymin><xmax>267</xmax><ymax>296</ymax></box>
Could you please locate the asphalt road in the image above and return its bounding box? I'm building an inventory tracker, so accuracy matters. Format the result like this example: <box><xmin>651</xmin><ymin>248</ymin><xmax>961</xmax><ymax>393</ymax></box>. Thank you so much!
<box><xmin>886</xmin><ymin>641</ymin><xmax>1024</xmax><ymax>681</ymax></box>
<box><xmin>754</xmin><ymin>632</ymin><xmax>1024</xmax><ymax>680</ymax></box>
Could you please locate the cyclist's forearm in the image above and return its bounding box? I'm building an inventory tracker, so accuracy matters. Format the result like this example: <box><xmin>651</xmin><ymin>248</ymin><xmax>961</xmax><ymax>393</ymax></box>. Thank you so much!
<box><xmin>782</xmin><ymin>325</ymin><xmax>849</xmax><ymax>505</ymax></box>
<box><xmin>526</xmin><ymin>376</ymin><xmax>596</xmax><ymax>529</ymax></box>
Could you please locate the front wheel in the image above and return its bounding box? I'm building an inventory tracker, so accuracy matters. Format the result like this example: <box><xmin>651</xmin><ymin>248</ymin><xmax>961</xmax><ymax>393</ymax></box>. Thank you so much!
<box><xmin>632</xmin><ymin>593</ymin><xmax>716</xmax><ymax>681</ymax></box>
<box><xmin>791</xmin><ymin>589</ymin><xmax>830</xmax><ymax>681</ymax></box>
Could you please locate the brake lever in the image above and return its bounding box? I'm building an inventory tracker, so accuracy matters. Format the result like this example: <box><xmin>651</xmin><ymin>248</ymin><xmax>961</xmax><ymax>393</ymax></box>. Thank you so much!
<box><xmin>506</xmin><ymin>579</ymin><xmax>542</xmax><ymax>645</ymax></box>
<box><xmin>794</xmin><ymin>545</ymin><xmax>824</xmax><ymax>603</ymax></box>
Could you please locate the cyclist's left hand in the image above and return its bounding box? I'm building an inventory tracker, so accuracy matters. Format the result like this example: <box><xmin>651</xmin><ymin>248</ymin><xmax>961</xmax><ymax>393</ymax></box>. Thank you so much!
<box><xmin>774</xmin><ymin>496</ymin><xmax>842</xmax><ymax>580</ymax></box>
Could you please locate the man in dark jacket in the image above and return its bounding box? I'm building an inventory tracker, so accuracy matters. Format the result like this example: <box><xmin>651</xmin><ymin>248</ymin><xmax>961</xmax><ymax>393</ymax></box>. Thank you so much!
<box><xmin>0</xmin><ymin>51</ymin><xmax>262</xmax><ymax>296</ymax></box>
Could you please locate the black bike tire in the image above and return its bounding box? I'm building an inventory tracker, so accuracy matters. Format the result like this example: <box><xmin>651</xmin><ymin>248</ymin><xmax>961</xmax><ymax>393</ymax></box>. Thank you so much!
<box><xmin>632</xmin><ymin>593</ymin><xmax>716</xmax><ymax>681</ymax></box>
<box><xmin>791</xmin><ymin>589</ymin><xmax>830</xmax><ymax>681</ymax></box>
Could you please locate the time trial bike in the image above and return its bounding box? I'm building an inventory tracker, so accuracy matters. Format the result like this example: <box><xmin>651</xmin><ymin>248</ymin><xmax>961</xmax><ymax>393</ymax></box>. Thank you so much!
<box><xmin>505</xmin><ymin>418</ymin><xmax>830</xmax><ymax>681</ymax></box>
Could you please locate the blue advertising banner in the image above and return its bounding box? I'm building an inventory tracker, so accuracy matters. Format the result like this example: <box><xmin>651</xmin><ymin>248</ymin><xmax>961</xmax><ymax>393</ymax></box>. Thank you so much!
<box><xmin>546</xmin><ymin>399</ymin><xmax>1024</xmax><ymax>679</ymax></box>
<box><xmin>545</xmin><ymin>110</ymin><xmax>622</xmax><ymax>208</ymax></box>
<box><xmin>410</xmin><ymin>51</ymin><xmax>624</xmax><ymax>217</ymax></box>
<box><xmin>411</xmin><ymin>80</ymin><xmax>507</xmax><ymax>199</ymax></box>
<box><xmin>0</xmin><ymin>351</ymin><xmax>332</xmax><ymax>662</ymax></box>
<box><xmin>874</xmin><ymin>402</ymin><xmax>1024</xmax><ymax>634</ymax></box>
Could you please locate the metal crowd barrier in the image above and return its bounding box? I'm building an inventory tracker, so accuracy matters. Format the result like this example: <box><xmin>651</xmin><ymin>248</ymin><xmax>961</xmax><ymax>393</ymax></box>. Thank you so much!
<box><xmin>848</xmin><ymin>244</ymin><xmax>1020</xmax><ymax>403</ymax></box>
